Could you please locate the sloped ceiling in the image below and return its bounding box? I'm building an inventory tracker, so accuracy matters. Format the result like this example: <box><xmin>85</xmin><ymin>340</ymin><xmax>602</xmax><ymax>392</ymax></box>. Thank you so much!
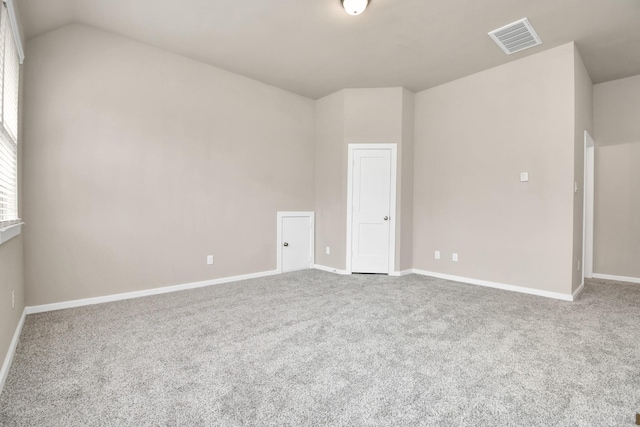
<box><xmin>16</xmin><ymin>0</ymin><xmax>640</xmax><ymax>99</ymax></box>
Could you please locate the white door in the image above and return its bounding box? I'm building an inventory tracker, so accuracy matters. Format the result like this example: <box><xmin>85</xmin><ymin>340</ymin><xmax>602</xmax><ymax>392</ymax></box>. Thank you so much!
<box><xmin>351</xmin><ymin>148</ymin><xmax>393</xmax><ymax>274</ymax></box>
<box><xmin>278</xmin><ymin>213</ymin><xmax>313</xmax><ymax>273</ymax></box>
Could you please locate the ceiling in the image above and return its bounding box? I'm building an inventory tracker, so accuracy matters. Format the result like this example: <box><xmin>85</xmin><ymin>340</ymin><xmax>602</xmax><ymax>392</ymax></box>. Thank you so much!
<box><xmin>16</xmin><ymin>0</ymin><xmax>640</xmax><ymax>99</ymax></box>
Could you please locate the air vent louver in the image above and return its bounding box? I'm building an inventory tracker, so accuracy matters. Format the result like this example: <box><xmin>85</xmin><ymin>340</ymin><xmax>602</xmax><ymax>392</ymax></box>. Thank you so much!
<box><xmin>488</xmin><ymin>18</ymin><xmax>542</xmax><ymax>55</ymax></box>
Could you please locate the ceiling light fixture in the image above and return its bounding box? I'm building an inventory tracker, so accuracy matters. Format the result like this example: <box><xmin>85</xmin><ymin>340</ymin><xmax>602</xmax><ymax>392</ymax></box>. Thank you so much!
<box><xmin>342</xmin><ymin>0</ymin><xmax>368</xmax><ymax>16</ymax></box>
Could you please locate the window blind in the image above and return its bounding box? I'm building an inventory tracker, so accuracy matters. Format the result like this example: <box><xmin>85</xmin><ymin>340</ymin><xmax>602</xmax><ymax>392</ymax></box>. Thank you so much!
<box><xmin>0</xmin><ymin>3</ymin><xmax>19</xmax><ymax>223</ymax></box>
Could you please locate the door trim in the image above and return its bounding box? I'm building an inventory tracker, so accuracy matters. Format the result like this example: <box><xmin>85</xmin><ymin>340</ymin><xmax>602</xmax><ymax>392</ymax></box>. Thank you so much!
<box><xmin>583</xmin><ymin>131</ymin><xmax>595</xmax><ymax>280</ymax></box>
<box><xmin>276</xmin><ymin>211</ymin><xmax>315</xmax><ymax>273</ymax></box>
<box><xmin>346</xmin><ymin>144</ymin><xmax>397</xmax><ymax>275</ymax></box>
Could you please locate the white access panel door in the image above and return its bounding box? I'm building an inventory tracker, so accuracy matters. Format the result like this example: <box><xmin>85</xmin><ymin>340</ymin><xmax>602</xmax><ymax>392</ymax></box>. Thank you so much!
<box><xmin>280</xmin><ymin>214</ymin><xmax>313</xmax><ymax>273</ymax></box>
<box><xmin>351</xmin><ymin>149</ymin><xmax>392</xmax><ymax>274</ymax></box>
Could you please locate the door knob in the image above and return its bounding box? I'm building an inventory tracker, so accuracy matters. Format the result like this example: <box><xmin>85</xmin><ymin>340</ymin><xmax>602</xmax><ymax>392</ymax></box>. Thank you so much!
<box><xmin>283</xmin><ymin>242</ymin><xmax>289</xmax><ymax>247</ymax></box>
<box><xmin>384</xmin><ymin>216</ymin><xmax>389</xmax><ymax>221</ymax></box>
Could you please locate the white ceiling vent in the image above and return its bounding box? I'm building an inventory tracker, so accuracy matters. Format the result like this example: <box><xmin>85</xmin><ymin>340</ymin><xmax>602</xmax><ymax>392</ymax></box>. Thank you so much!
<box><xmin>488</xmin><ymin>18</ymin><xmax>542</xmax><ymax>55</ymax></box>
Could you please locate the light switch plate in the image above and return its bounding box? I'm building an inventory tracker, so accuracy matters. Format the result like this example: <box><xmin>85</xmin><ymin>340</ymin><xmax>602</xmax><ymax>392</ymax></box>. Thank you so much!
<box><xmin>520</xmin><ymin>172</ymin><xmax>529</xmax><ymax>182</ymax></box>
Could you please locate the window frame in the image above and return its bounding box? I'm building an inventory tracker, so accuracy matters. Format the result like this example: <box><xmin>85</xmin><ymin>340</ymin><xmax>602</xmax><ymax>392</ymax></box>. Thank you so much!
<box><xmin>0</xmin><ymin>0</ymin><xmax>23</xmax><ymax>242</ymax></box>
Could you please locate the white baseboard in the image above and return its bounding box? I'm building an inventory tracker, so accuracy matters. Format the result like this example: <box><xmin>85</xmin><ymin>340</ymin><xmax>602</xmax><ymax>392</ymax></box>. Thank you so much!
<box><xmin>592</xmin><ymin>273</ymin><xmax>640</xmax><ymax>284</ymax></box>
<box><xmin>389</xmin><ymin>269</ymin><xmax>413</xmax><ymax>277</ymax></box>
<box><xmin>313</xmin><ymin>264</ymin><xmax>351</xmax><ymax>275</ymax></box>
<box><xmin>0</xmin><ymin>308</ymin><xmax>26</xmax><ymax>395</ymax></box>
<box><xmin>412</xmin><ymin>269</ymin><xmax>575</xmax><ymax>301</ymax></box>
<box><xmin>25</xmin><ymin>269</ymin><xmax>280</xmax><ymax>315</ymax></box>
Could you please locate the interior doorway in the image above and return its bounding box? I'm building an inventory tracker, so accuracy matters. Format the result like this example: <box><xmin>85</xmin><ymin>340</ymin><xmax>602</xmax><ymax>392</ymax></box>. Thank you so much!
<box><xmin>346</xmin><ymin>144</ymin><xmax>397</xmax><ymax>274</ymax></box>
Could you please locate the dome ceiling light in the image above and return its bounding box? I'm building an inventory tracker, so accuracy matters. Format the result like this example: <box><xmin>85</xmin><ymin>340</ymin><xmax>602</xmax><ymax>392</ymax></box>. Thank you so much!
<box><xmin>342</xmin><ymin>0</ymin><xmax>369</xmax><ymax>16</ymax></box>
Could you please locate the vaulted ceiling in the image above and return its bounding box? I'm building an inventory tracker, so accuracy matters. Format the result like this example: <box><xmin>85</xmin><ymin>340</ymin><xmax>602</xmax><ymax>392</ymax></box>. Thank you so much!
<box><xmin>16</xmin><ymin>0</ymin><xmax>640</xmax><ymax>99</ymax></box>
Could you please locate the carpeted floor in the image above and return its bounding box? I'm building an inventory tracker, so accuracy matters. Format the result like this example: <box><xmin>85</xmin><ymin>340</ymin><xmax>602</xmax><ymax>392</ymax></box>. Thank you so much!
<box><xmin>0</xmin><ymin>270</ymin><xmax>639</xmax><ymax>426</ymax></box>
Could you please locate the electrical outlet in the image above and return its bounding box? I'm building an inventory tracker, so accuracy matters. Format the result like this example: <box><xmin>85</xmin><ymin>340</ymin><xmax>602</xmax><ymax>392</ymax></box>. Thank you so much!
<box><xmin>326</xmin><ymin>246</ymin><xmax>331</xmax><ymax>255</ymax></box>
<box><xmin>207</xmin><ymin>255</ymin><xmax>214</xmax><ymax>265</ymax></box>
<box><xmin>435</xmin><ymin>250</ymin><xmax>440</xmax><ymax>260</ymax></box>
<box><xmin>452</xmin><ymin>253</ymin><xmax>459</xmax><ymax>262</ymax></box>
<box><xmin>12</xmin><ymin>290</ymin><xmax>15</xmax><ymax>309</ymax></box>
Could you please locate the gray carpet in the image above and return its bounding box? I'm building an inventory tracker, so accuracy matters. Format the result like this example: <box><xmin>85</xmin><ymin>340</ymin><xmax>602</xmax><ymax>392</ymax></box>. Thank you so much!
<box><xmin>0</xmin><ymin>270</ymin><xmax>639</xmax><ymax>426</ymax></box>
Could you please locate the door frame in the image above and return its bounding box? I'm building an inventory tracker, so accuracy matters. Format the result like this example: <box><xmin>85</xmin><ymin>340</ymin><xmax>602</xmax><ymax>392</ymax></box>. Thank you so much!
<box><xmin>346</xmin><ymin>144</ymin><xmax>397</xmax><ymax>275</ymax></box>
<box><xmin>276</xmin><ymin>211</ymin><xmax>315</xmax><ymax>273</ymax></box>
<box><xmin>583</xmin><ymin>131</ymin><xmax>595</xmax><ymax>281</ymax></box>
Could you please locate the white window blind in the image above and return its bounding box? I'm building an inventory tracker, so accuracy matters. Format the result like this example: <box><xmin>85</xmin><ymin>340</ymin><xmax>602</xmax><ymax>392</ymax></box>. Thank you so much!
<box><xmin>0</xmin><ymin>3</ymin><xmax>19</xmax><ymax>223</ymax></box>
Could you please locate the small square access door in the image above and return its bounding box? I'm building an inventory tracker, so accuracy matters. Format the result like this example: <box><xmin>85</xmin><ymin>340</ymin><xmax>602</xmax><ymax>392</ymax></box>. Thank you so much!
<box><xmin>277</xmin><ymin>212</ymin><xmax>314</xmax><ymax>273</ymax></box>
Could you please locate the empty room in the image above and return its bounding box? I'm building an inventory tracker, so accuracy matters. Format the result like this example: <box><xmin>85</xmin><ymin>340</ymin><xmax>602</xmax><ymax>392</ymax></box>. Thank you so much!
<box><xmin>1</xmin><ymin>0</ymin><xmax>639</xmax><ymax>425</ymax></box>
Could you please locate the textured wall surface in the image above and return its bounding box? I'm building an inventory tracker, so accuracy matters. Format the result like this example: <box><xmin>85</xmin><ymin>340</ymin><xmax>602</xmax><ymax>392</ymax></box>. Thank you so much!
<box><xmin>572</xmin><ymin>45</ymin><xmax>593</xmax><ymax>291</ymax></box>
<box><xmin>413</xmin><ymin>44</ymin><xmax>576</xmax><ymax>295</ymax></box>
<box><xmin>0</xmin><ymin>235</ymin><xmax>24</xmax><ymax>385</ymax></box>
<box><xmin>23</xmin><ymin>25</ymin><xmax>315</xmax><ymax>305</ymax></box>
<box><xmin>593</xmin><ymin>74</ymin><xmax>640</xmax><ymax>279</ymax></box>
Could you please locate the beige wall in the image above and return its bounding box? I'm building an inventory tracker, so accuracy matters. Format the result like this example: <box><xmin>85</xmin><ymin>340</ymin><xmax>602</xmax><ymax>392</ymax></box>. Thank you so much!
<box><xmin>1</xmin><ymin>50</ymin><xmax>25</xmax><ymax>386</ymax></box>
<box><xmin>593</xmin><ymin>74</ymin><xmax>640</xmax><ymax>279</ymax></box>
<box><xmin>399</xmin><ymin>89</ymin><xmax>414</xmax><ymax>272</ymax></box>
<box><xmin>343</xmin><ymin>88</ymin><xmax>403</xmax><ymax>144</ymax></box>
<box><xmin>594</xmin><ymin>74</ymin><xmax>640</xmax><ymax>147</ymax></box>
<box><xmin>0</xmin><ymin>235</ymin><xmax>25</xmax><ymax>383</ymax></box>
<box><xmin>314</xmin><ymin>87</ymin><xmax>413</xmax><ymax>272</ymax></box>
<box><xmin>314</xmin><ymin>90</ymin><xmax>346</xmax><ymax>270</ymax></box>
<box><xmin>22</xmin><ymin>24</ymin><xmax>315</xmax><ymax>305</ymax></box>
<box><xmin>413</xmin><ymin>43</ymin><xmax>577</xmax><ymax>295</ymax></box>
<box><xmin>18</xmin><ymin>25</ymin><xmax>602</xmax><ymax>310</ymax></box>
<box><xmin>572</xmin><ymin>46</ymin><xmax>593</xmax><ymax>291</ymax></box>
